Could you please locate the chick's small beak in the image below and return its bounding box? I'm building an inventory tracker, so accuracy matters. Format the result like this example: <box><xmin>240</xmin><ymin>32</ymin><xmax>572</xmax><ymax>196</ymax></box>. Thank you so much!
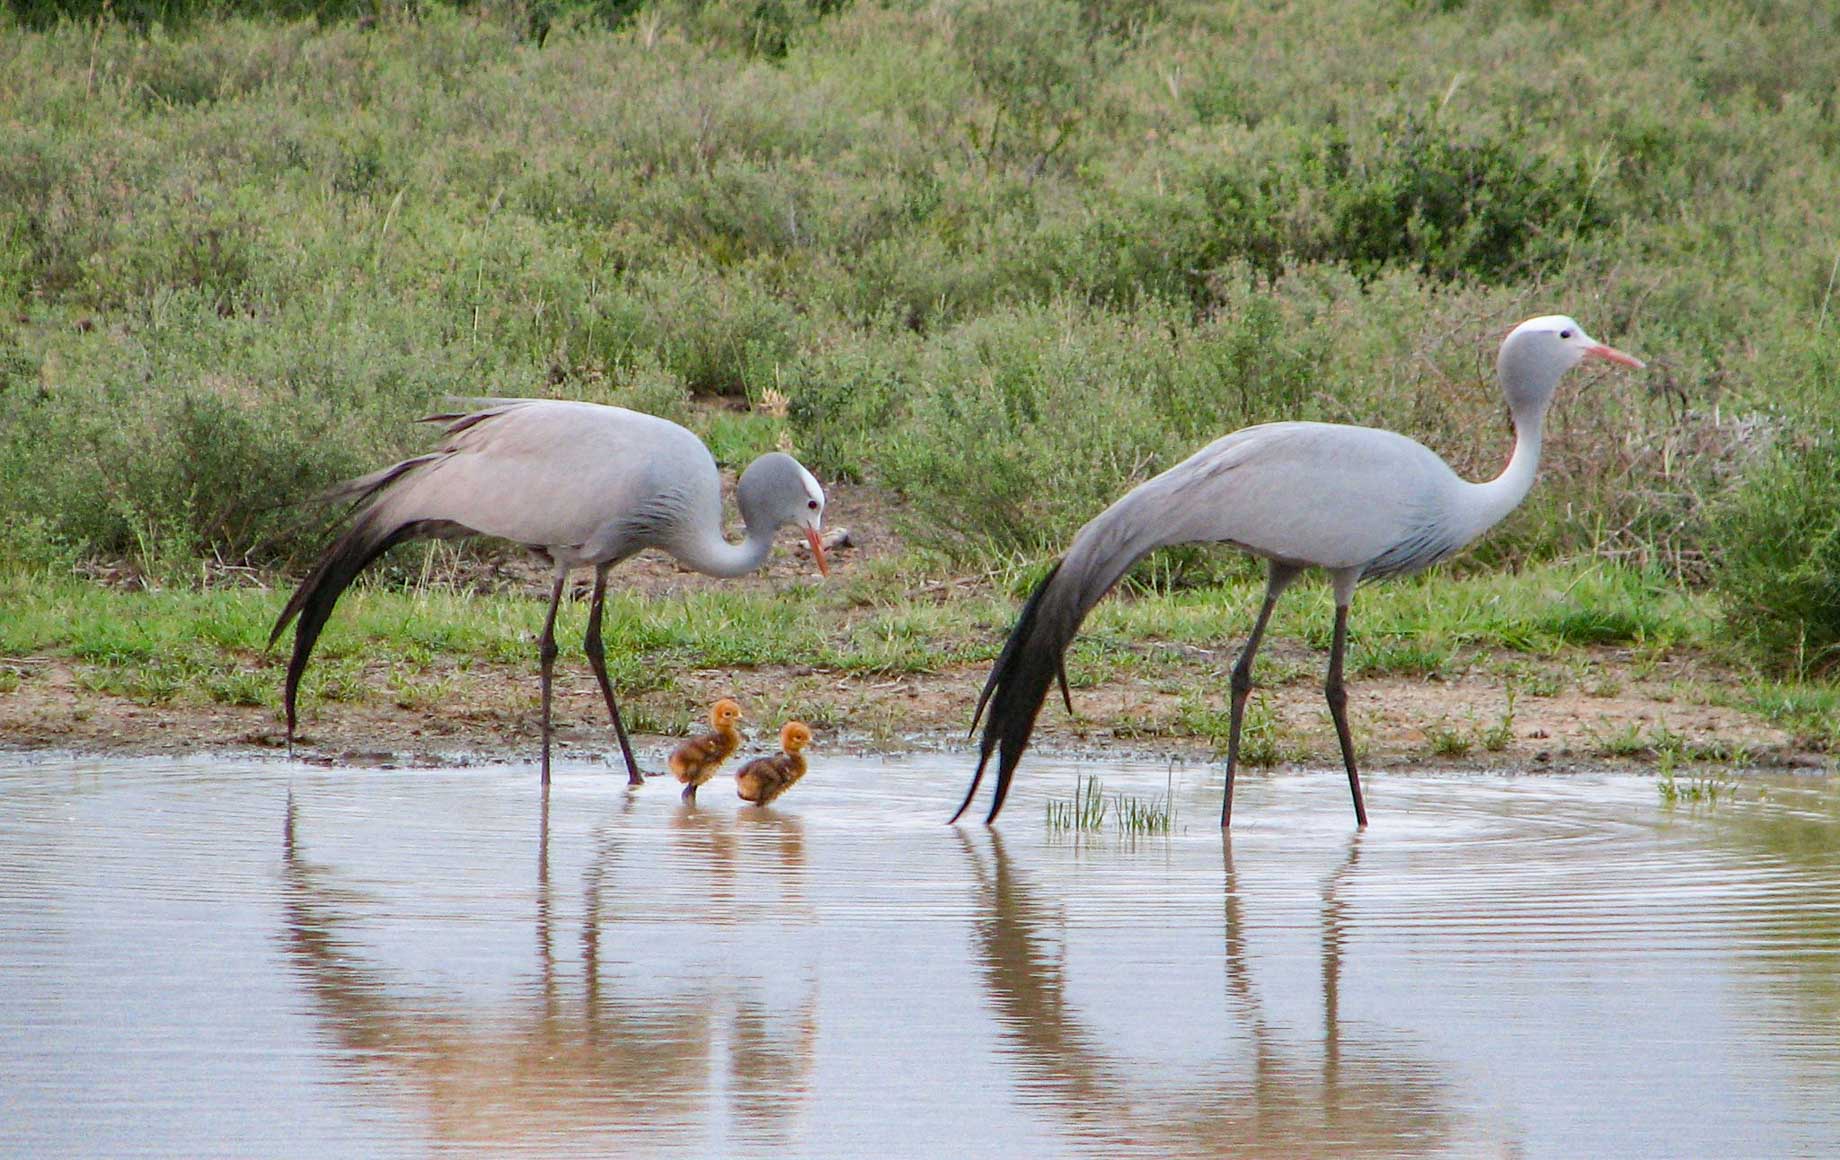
<box><xmin>805</xmin><ymin>527</ymin><xmax>830</xmax><ymax>577</ymax></box>
<box><xmin>1587</xmin><ymin>343</ymin><xmax>1645</xmax><ymax>369</ymax></box>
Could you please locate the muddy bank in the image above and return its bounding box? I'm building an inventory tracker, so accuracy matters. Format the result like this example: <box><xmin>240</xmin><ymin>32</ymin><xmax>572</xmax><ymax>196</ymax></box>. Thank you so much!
<box><xmin>2</xmin><ymin>647</ymin><xmax>1817</xmax><ymax>776</ymax></box>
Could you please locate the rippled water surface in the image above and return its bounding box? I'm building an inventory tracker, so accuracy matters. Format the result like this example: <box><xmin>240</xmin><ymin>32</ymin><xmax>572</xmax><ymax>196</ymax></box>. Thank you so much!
<box><xmin>2</xmin><ymin>753</ymin><xmax>1838</xmax><ymax>1157</ymax></box>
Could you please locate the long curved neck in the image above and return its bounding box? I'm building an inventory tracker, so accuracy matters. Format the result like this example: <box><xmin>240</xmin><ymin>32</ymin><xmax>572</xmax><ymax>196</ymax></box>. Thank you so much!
<box><xmin>1457</xmin><ymin>361</ymin><xmax>1558</xmax><ymax>542</ymax></box>
<box><xmin>671</xmin><ymin>518</ymin><xmax>777</xmax><ymax>579</ymax></box>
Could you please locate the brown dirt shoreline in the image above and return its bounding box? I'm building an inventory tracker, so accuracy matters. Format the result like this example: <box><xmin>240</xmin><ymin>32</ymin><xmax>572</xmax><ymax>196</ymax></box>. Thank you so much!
<box><xmin>1</xmin><ymin>647</ymin><xmax>1818</xmax><ymax>777</ymax></box>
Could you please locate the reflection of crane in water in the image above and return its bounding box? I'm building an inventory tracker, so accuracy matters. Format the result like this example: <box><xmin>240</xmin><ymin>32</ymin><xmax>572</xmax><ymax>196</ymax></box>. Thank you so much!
<box><xmin>960</xmin><ymin>833</ymin><xmax>1492</xmax><ymax>1157</ymax></box>
<box><xmin>278</xmin><ymin>789</ymin><xmax>816</xmax><ymax>1152</ymax></box>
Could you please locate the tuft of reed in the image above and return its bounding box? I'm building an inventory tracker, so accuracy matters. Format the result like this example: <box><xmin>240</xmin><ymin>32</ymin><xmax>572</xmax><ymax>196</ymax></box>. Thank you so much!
<box><xmin>1045</xmin><ymin>770</ymin><xmax>1177</xmax><ymax>838</ymax></box>
<box><xmin>1045</xmin><ymin>774</ymin><xmax>1108</xmax><ymax>833</ymax></box>
<box><xmin>1112</xmin><ymin>787</ymin><xmax>1175</xmax><ymax>837</ymax></box>
<box><xmin>1657</xmin><ymin>769</ymin><xmax>1739</xmax><ymax>807</ymax></box>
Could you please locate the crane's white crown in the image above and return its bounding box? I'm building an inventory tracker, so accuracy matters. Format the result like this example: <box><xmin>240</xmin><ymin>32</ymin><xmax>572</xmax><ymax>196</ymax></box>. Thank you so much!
<box><xmin>1506</xmin><ymin>313</ymin><xmax>1595</xmax><ymax>356</ymax></box>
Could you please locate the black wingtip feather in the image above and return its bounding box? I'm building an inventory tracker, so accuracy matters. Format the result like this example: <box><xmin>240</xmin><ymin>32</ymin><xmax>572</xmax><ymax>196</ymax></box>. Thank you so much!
<box><xmin>948</xmin><ymin>749</ymin><xmax>991</xmax><ymax>824</ymax></box>
<box><xmin>270</xmin><ymin>517</ymin><xmax>426</xmax><ymax>743</ymax></box>
<box><xmin>959</xmin><ymin>561</ymin><xmax>1083</xmax><ymax>825</ymax></box>
<box><xmin>961</xmin><ymin>512</ymin><xmax>1165</xmax><ymax>824</ymax></box>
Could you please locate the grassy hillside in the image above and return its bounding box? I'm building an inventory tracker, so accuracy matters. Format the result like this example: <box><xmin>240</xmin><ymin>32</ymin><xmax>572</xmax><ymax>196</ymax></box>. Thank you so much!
<box><xmin>1</xmin><ymin>0</ymin><xmax>1838</xmax><ymax>672</ymax></box>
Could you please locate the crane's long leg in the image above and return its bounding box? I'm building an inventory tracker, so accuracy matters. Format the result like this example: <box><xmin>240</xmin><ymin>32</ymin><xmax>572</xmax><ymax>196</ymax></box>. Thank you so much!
<box><xmin>537</xmin><ymin>567</ymin><xmax>568</xmax><ymax>788</ymax></box>
<box><xmin>1223</xmin><ymin>564</ymin><xmax>1299</xmax><ymax>827</ymax></box>
<box><xmin>1325</xmin><ymin>602</ymin><xmax>1369</xmax><ymax>828</ymax></box>
<box><xmin>583</xmin><ymin>563</ymin><xmax>644</xmax><ymax>786</ymax></box>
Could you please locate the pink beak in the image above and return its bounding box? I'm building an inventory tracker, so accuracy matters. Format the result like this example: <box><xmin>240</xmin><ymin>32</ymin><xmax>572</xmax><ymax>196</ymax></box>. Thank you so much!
<box><xmin>1587</xmin><ymin>343</ymin><xmax>1645</xmax><ymax>369</ymax></box>
<box><xmin>804</xmin><ymin>528</ymin><xmax>830</xmax><ymax>577</ymax></box>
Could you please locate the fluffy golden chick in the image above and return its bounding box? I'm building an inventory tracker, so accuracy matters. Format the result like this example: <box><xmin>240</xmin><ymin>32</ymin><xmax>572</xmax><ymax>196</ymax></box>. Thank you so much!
<box><xmin>735</xmin><ymin>721</ymin><xmax>813</xmax><ymax>807</ymax></box>
<box><xmin>668</xmin><ymin>698</ymin><xmax>743</xmax><ymax>802</ymax></box>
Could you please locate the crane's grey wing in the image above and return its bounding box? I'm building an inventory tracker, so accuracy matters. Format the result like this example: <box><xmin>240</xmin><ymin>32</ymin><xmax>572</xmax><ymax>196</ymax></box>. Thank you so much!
<box><xmin>312</xmin><ymin>454</ymin><xmax>446</xmax><ymax>509</ymax></box>
<box><xmin>362</xmin><ymin>400</ymin><xmax>715</xmax><ymax>552</ymax></box>
<box><xmin>1153</xmin><ymin>422</ymin><xmax>1462</xmax><ymax>570</ymax></box>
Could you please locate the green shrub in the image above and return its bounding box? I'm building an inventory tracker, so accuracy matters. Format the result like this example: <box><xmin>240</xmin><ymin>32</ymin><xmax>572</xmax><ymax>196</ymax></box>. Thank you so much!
<box><xmin>988</xmin><ymin>106</ymin><xmax>1608</xmax><ymax>313</ymax></box>
<box><xmin>1301</xmin><ymin>109</ymin><xmax>1608</xmax><ymax>284</ymax></box>
<box><xmin>0</xmin><ymin>289</ymin><xmax>525</xmax><ymax>570</ymax></box>
<box><xmin>1712</xmin><ymin>423</ymin><xmax>1840</xmax><ymax>677</ymax></box>
<box><xmin>953</xmin><ymin>0</ymin><xmax>1107</xmax><ymax>177</ymax></box>
<box><xmin>581</xmin><ymin>265</ymin><xmax>803</xmax><ymax>397</ymax></box>
<box><xmin>645</xmin><ymin>0</ymin><xmax>847</xmax><ymax>60</ymax></box>
<box><xmin>4</xmin><ymin>0</ymin><xmax>374</xmax><ymax>30</ymax></box>
<box><xmin>786</xmin><ymin>324</ymin><xmax>919</xmax><ymax>481</ymax></box>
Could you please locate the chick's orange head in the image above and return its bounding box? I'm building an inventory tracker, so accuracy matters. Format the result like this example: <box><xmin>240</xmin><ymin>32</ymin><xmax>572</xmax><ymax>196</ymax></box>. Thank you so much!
<box><xmin>780</xmin><ymin>721</ymin><xmax>812</xmax><ymax>751</ymax></box>
<box><xmin>712</xmin><ymin>698</ymin><xmax>742</xmax><ymax>726</ymax></box>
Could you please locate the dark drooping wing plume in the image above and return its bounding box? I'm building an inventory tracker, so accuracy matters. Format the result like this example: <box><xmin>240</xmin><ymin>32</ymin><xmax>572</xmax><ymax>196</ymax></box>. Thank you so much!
<box><xmin>267</xmin><ymin>457</ymin><xmax>467</xmax><ymax>742</ymax></box>
<box><xmin>953</xmin><ymin>491</ymin><xmax>1171</xmax><ymax>825</ymax></box>
<box><xmin>267</xmin><ymin>408</ymin><xmax>542</xmax><ymax>741</ymax></box>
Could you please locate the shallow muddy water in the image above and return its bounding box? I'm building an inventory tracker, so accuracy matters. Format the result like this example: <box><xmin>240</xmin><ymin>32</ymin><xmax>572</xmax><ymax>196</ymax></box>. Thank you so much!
<box><xmin>1</xmin><ymin>752</ymin><xmax>1837</xmax><ymax>1158</ymax></box>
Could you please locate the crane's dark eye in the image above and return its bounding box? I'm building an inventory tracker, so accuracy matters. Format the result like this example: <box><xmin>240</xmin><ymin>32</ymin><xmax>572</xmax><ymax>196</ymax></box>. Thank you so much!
<box><xmin>1559</xmin><ymin>328</ymin><xmax>1574</xmax><ymax>339</ymax></box>
<box><xmin>807</xmin><ymin>499</ymin><xmax>819</xmax><ymax>511</ymax></box>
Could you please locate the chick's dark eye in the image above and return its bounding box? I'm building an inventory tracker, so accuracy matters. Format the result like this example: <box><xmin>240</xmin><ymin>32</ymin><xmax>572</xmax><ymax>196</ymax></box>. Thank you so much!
<box><xmin>807</xmin><ymin>500</ymin><xmax>819</xmax><ymax>510</ymax></box>
<box><xmin>1560</xmin><ymin>329</ymin><xmax>1574</xmax><ymax>339</ymax></box>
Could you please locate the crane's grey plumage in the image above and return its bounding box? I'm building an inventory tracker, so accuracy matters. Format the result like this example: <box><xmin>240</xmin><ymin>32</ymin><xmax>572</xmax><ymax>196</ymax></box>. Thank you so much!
<box><xmin>956</xmin><ymin>315</ymin><xmax>1643</xmax><ymax>827</ymax></box>
<box><xmin>270</xmin><ymin>399</ymin><xmax>829</xmax><ymax>786</ymax></box>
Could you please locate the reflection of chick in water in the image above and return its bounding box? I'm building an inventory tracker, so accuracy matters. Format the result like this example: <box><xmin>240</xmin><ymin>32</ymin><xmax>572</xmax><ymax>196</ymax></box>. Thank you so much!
<box><xmin>670</xmin><ymin>698</ymin><xmax>744</xmax><ymax>802</ymax></box>
<box><xmin>736</xmin><ymin>722</ymin><xmax>812</xmax><ymax>807</ymax></box>
<box><xmin>668</xmin><ymin>799</ymin><xmax>810</xmax><ymax>921</ymax></box>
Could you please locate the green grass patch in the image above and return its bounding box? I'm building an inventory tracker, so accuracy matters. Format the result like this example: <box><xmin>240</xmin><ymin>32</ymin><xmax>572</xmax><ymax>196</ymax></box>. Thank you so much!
<box><xmin>1173</xmin><ymin>691</ymin><xmax>1291</xmax><ymax>767</ymax></box>
<box><xmin>1746</xmin><ymin>683</ymin><xmax>1840</xmax><ymax>753</ymax></box>
<box><xmin>1711</xmin><ymin>409</ymin><xmax>1840</xmax><ymax>678</ymax></box>
<box><xmin>1657</xmin><ymin>769</ymin><xmax>1740</xmax><ymax>807</ymax></box>
<box><xmin>1425</xmin><ymin>721</ymin><xmax>1474</xmax><ymax>760</ymax></box>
